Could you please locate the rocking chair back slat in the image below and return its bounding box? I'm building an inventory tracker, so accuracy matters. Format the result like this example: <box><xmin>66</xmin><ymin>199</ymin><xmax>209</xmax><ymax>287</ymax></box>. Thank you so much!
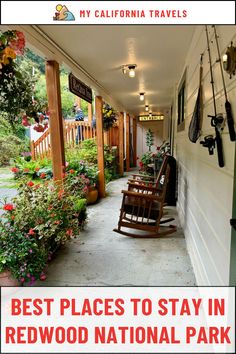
<box><xmin>113</xmin><ymin>161</ymin><xmax>177</xmax><ymax>238</ymax></box>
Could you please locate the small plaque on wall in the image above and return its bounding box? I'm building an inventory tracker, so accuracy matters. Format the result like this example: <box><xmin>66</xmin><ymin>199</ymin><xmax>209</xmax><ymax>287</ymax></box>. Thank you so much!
<box><xmin>68</xmin><ymin>73</ymin><xmax>92</xmax><ymax>104</ymax></box>
<box><xmin>139</xmin><ymin>115</ymin><xmax>164</xmax><ymax>122</ymax></box>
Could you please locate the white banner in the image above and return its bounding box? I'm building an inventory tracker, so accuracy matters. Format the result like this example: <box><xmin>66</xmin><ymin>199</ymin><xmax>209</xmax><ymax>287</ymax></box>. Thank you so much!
<box><xmin>1</xmin><ymin>286</ymin><xmax>235</xmax><ymax>353</ymax></box>
<box><xmin>1</xmin><ymin>1</ymin><xmax>235</xmax><ymax>25</ymax></box>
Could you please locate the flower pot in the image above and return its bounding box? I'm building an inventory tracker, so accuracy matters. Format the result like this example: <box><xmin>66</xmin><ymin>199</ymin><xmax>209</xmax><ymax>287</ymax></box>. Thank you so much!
<box><xmin>0</xmin><ymin>270</ymin><xmax>20</xmax><ymax>286</ymax></box>
<box><xmin>86</xmin><ymin>186</ymin><xmax>98</xmax><ymax>205</ymax></box>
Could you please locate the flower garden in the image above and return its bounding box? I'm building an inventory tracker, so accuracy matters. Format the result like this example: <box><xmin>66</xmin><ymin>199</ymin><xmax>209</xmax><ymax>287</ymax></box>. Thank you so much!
<box><xmin>0</xmin><ymin>29</ymin><xmax>119</xmax><ymax>285</ymax></box>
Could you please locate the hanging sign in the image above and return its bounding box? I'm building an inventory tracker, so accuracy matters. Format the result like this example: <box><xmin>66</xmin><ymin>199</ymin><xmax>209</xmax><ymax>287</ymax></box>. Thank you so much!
<box><xmin>68</xmin><ymin>73</ymin><xmax>92</xmax><ymax>103</ymax></box>
<box><xmin>139</xmin><ymin>115</ymin><xmax>164</xmax><ymax>122</ymax></box>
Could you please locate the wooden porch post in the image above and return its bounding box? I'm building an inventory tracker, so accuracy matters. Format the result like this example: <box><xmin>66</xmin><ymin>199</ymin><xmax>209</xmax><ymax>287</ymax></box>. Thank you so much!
<box><xmin>133</xmin><ymin>116</ymin><xmax>137</xmax><ymax>167</ymax></box>
<box><xmin>118</xmin><ymin>112</ymin><xmax>124</xmax><ymax>176</ymax></box>
<box><xmin>88</xmin><ymin>103</ymin><xmax>92</xmax><ymax>124</ymax></box>
<box><xmin>45</xmin><ymin>60</ymin><xmax>65</xmax><ymax>181</ymax></box>
<box><xmin>76</xmin><ymin>97</ymin><xmax>81</xmax><ymax>108</ymax></box>
<box><xmin>95</xmin><ymin>96</ymin><xmax>106</xmax><ymax>198</ymax></box>
<box><xmin>126</xmin><ymin>113</ymin><xmax>130</xmax><ymax>171</ymax></box>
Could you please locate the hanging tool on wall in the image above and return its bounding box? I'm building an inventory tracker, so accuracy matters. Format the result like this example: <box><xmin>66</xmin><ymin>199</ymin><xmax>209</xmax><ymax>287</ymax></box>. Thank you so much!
<box><xmin>202</xmin><ymin>25</ymin><xmax>224</xmax><ymax>168</ymax></box>
<box><xmin>188</xmin><ymin>54</ymin><xmax>204</xmax><ymax>143</ymax></box>
<box><xmin>212</xmin><ymin>25</ymin><xmax>236</xmax><ymax>142</ymax></box>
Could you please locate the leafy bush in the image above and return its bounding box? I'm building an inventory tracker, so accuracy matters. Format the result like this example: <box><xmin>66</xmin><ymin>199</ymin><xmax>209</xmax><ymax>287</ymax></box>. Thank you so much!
<box><xmin>0</xmin><ymin>175</ymin><xmax>87</xmax><ymax>284</ymax></box>
<box><xmin>0</xmin><ymin>135</ymin><xmax>26</xmax><ymax>166</ymax></box>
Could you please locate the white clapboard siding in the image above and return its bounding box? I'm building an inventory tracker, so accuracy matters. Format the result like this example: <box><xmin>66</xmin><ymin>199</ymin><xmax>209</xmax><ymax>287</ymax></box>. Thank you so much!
<box><xmin>174</xmin><ymin>25</ymin><xmax>236</xmax><ymax>285</ymax></box>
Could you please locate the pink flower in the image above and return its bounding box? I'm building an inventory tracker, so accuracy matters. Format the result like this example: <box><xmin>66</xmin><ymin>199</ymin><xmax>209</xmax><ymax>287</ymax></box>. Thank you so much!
<box><xmin>28</xmin><ymin>228</ymin><xmax>35</xmax><ymax>235</ymax></box>
<box><xmin>40</xmin><ymin>274</ymin><xmax>47</xmax><ymax>281</ymax></box>
<box><xmin>40</xmin><ymin>173</ymin><xmax>46</xmax><ymax>179</ymax></box>
<box><xmin>29</xmin><ymin>249</ymin><xmax>33</xmax><ymax>254</ymax></box>
<box><xmin>20</xmin><ymin>277</ymin><xmax>25</xmax><ymax>283</ymax></box>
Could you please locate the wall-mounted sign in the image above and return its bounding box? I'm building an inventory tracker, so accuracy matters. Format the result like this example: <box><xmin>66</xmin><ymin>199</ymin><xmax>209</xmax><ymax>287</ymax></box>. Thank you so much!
<box><xmin>139</xmin><ymin>115</ymin><xmax>164</xmax><ymax>122</ymax></box>
<box><xmin>68</xmin><ymin>73</ymin><xmax>92</xmax><ymax>104</ymax></box>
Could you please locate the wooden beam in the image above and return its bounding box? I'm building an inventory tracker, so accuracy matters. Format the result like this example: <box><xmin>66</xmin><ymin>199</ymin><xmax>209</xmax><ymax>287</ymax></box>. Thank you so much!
<box><xmin>95</xmin><ymin>96</ymin><xmax>106</xmax><ymax>198</ymax></box>
<box><xmin>118</xmin><ymin>112</ymin><xmax>124</xmax><ymax>176</ymax></box>
<box><xmin>133</xmin><ymin>116</ymin><xmax>137</xmax><ymax>167</ymax></box>
<box><xmin>88</xmin><ymin>103</ymin><xmax>92</xmax><ymax>124</ymax></box>
<box><xmin>45</xmin><ymin>60</ymin><xmax>65</xmax><ymax>181</ymax></box>
<box><xmin>126</xmin><ymin>113</ymin><xmax>130</xmax><ymax>171</ymax></box>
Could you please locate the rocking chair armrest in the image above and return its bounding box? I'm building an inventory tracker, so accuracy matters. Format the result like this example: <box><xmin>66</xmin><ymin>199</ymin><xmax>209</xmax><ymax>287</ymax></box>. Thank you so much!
<box><xmin>128</xmin><ymin>179</ymin><xmax>156</xmax><ymax>185</ymax></box>
<box><xmin>121</xmin><ymin>189</ymin><xmax>163</xmax><ymax>201</ymax></box>
<box><xmin>131</xmin><ymin>174</ymin><xmax>155</xmax><ymax>179</ymax></box>
<box><xmin>127</xmin><ymin>182</ymin><xmax>162</xmax><ymax>192</ymax></box>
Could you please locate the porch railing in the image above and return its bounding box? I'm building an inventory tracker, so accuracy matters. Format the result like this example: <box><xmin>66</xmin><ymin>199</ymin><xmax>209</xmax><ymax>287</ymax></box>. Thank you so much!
<box><xmin>31</xmin><ymin>121</ymin><xmax>96</xmax><ymax>160</ymax></box>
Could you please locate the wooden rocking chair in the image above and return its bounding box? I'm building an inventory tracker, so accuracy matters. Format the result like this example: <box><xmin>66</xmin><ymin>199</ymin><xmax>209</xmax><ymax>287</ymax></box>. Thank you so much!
<box><xmin>113</xmin><ymin>163</ymin><xmax>177</xmax><ymax>238</ymax></box>
<box><xmin>127</xmin><ymin>154</ymin><xmax>169</xmax><ymax>190</ymax></box>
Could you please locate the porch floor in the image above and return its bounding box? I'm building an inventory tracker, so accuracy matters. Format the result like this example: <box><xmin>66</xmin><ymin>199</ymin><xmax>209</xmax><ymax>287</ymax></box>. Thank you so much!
<box><xmin>39</xmin><ymin>173</ymin><xmax>196</xmax><ymax>286</ymax></box>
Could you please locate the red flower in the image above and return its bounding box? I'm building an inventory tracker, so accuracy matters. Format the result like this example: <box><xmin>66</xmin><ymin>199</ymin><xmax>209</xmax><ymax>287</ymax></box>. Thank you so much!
<box><xmin>156</xmin><ymin>146</ymin><xmax>161</xmax><ymax>151</ymax></box>
<box><xmin>28</xmin><ymin>228</ymin><xmax>35</xmax><ymax>235</ymax></box>
<box><xmin>27</xmin><ymin>181</ymin><xmax>34</xmax><ymax>187</ymax></box>
<box><xmin>23</xmin><ymin>168</ymin><xmax>30</xmax><ymax>173</ymax></box>
<box><xmin>11</xmin><ymin>167</ymin><xmax>19</xmax><ymax>173</ymax></box>
<box><xmin>66</xmin><ymin>229</ymin><xmax>73</xmax><ymax>236</ymax></box>
<box><xmin>40</xmin><ymin>274</ymin><xmax>47</xmax><ymax>281</ymax></box>
<box><xmin>3</xmin><ymin>204</ymin><xmax>14</xmax><ymax>211</ymax></box>
<box><xmin>54</xmin><ymin>220</ymin><xmax>60</xmax><ymax>225</ymax></box>
<box><xmin>40</xmin><ymin>173</ymin><xmax>46</xmax><ymax>179</ymax></box>
<box><xmin>139</xmin><ymin>161</ymin><xmax>144</xmax><ymax>167</ymax></box>
<box><xmin>69</xmin><ymin>169</ymin><xmax>75</xmax><ymax>174</ymax></box>
<box><xmin>11</xmin><ymin>215</ymin><xmax>15</xmax><ymax>220</ymax></box>
<box><xmin>35</xmin><ymin>167</ymin><xmax>40</xmax><ymax>172</ymax></box>
<box><xmin>58</xmin><ymin>189</ymin><xmax>64</xmax><ymax>199</ymax></box>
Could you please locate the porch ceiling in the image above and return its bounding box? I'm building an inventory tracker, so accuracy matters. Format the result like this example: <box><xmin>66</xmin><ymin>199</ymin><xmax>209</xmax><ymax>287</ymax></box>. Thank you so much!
<box><xmin>37</xmin><ymin>25</ymin><xmax>196</xmax><ymax>115</ymax></box>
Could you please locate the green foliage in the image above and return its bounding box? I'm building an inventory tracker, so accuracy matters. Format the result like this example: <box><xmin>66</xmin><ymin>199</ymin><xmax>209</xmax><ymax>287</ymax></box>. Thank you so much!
<box><xmin>102</xmin><ymin>103</ymin><xmax>117</xmax><ymax>131</ymax></box>
<box><xmin>0</xmin><ymin>135</ymin><xmax>30</xmax><ymax>166</ymax></box>
<box><xmin>146</xmin><ymin>129</ymin><xmax>154</xmax><ymax>151</ymax></box>
<box><xmin>24</xmin><ymin>48</ymin><xmax>45</xmax><ymax>74</ymax></box>
<box><xmin>35</xmin><ymin>71</ymin><xmax>89</xmax><ymax>119</ymax></box>
<box><xmin>0</xmin><ymin>177</ymin><xmax>87</xmax><ymax>283</ymax></box>
<box><xmin>12</xmin><ymin>139</ymin><xmax>117</xmax><ymax>184</ymax></box>
<box><xmin>0</xmin><ymin>55</ymin><xmax>46</xmax><ymax>125</ymax></box>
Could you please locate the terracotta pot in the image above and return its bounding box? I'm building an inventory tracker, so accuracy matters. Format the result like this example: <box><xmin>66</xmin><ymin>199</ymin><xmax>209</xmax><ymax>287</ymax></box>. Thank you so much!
<box><xmin>0</xmin><ymin>270</ymin><xmax>20</xmax><ymax>286</ymax></box>
<box><xmin>86</xmin><ymin>186</ymin><xmax>98</xmax><ymax>205</ymax></box>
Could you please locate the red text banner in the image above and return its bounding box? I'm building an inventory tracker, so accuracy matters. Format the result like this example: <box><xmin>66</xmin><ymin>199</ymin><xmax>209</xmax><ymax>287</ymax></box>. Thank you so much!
<box><xmin>1</xmin><ymin>286</ymin><xmax>235</xmax><ymax>353</ymax></box>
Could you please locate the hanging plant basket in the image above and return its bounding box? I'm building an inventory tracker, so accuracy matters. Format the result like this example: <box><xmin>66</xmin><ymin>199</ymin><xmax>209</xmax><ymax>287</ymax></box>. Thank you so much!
<box><xmin>102</xmin><ymin>103</ymin><xmax>117</xmax><ymax>131</ymax></box>
<box><xmin>0</xmin><ymin>30</ymin><xmax>48</xmax><ymax>131</ymax></box>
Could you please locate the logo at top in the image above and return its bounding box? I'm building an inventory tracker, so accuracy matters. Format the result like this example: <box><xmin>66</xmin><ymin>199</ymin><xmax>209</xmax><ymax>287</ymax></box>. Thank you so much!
<box><xmin>53</xmin><ymin>4</ymin><xmax>75</xmax><ymax>21</ymax></box>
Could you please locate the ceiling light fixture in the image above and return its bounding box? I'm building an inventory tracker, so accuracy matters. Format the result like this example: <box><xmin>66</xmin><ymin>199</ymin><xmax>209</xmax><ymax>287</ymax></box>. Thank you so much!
<box><xmin>145</xmin><ymin>105</ymin><xmax>149</xmax><ymax>112</ymax></box>
<box><xmin>139</xmin><ymin>92</ymin><xmax>145</xmax><ymax>101</ymax></box>
<box><xmin>122</xmin><ymin>64</ymin><xmax>137</xmax><ymax>78</ymax></box>
<box><xmin>128</xmin><ymin>65</ymin><xmax>137</xmax><ymax>78</ymax></box>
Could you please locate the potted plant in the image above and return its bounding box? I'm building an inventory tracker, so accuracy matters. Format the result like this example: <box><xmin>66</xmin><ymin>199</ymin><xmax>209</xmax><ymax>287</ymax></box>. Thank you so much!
<box><xmin>66</xmin><ymin>161</ymin><xmax>99</xmax><ymax>204</ymax></box>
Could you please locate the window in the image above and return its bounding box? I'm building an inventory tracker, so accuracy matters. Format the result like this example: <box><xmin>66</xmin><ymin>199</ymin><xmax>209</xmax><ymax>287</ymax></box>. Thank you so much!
<box><xmin>177</xmin><ymin>70</ymin><xmax>186</xmax><ymax>131</ymax></box>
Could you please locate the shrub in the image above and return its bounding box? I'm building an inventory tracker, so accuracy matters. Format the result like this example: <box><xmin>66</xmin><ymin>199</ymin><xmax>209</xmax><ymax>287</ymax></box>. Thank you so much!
<box><xmin>0</xmin><ymin>135</ymin><xmax>24</xmax><ymax>166</ymax></box>
<box><xmin>0</xmin><ymin>176</ymin><xmax>87</xmax><ymax>284</ymax></box>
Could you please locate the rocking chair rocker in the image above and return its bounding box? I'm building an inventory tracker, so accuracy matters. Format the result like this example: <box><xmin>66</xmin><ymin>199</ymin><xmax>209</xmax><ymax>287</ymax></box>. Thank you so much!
<box><xmin>113</xmin><ymin>163</ymin><xmax>177</xmax><ymax>238</ymax></box>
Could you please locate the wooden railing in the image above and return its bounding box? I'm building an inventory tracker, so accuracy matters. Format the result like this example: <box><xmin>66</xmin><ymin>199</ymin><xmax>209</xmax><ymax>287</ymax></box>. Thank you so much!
<box><xmin>31</xmin><ymin>121</ymin><xmax>96</xmax><ymax>160</ymax></box>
